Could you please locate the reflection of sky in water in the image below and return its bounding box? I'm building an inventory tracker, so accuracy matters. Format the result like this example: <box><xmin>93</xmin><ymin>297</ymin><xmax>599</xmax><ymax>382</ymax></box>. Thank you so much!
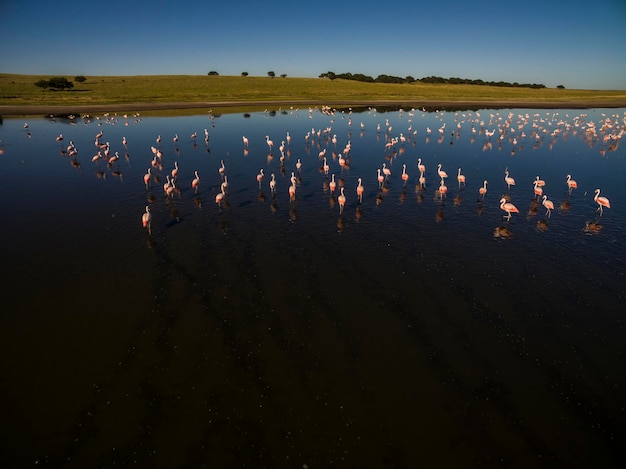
<box><xmin>0</xmin><ymin>107</ymin><xmax>624</xmax><ymax>467</ymax></box>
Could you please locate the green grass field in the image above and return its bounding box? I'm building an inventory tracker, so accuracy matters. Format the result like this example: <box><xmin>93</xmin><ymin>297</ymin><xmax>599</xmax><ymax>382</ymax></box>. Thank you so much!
<box><xmin>1</xmin><ymin>74</ymin><xmax>625</xmax><ymax>110</ymax></box>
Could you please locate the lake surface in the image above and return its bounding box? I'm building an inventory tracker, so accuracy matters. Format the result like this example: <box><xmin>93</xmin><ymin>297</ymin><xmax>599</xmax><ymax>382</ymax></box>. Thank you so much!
<box><xmin>0</xmin><ymin>106</ymin><xmax>624</xmax><ymax>467</ymax></box>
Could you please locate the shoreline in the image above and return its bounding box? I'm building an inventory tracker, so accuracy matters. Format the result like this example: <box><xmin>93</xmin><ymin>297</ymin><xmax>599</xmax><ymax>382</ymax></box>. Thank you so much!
<box><xmin>2</xmin><ymin>99</ymin><xmax>626</xmax><ymax>116</ymax></box>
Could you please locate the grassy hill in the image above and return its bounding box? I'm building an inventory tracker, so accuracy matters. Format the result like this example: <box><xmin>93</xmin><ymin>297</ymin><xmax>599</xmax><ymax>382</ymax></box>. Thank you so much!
<box><xmin>1</xmin><ymin>74</ymin><xmax>625</xmax><ymax>113</ymax></box>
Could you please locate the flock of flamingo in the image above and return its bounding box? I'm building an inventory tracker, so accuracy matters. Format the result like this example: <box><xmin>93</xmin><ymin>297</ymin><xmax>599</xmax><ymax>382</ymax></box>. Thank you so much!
<box><xmin>10</xmin><ymin>106</ymin><xmax>619</xmax><ymax>237</ymax></box>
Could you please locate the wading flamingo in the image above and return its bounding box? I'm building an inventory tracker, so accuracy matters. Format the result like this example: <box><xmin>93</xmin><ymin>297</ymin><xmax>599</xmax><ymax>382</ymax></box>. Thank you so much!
<box><xmin>542</xmin><ymin>195</ymin><xmax>554</xmax><ymax>218</ymax></box>
<box><xmin>357</xmin><ymin>178</ymin><xmax>364</xmax><ymax>203</ymax></box>
<box><xmin>191</xmin><ymin>171</ymin><xmax>200</xmax><ymax>193</ymax></box>
<box><xmin>566</xmin><ymin>174</ymin><xmax>578</xmax><ymax>194</ymax></box>
<box><xmin>479</xmin><ymin>180</ymin><xmax>488</xmax><ymax>199</ymax></box>
<box><xmin>504</xmin><ymin>170</ymin><xmax>516</xmax><ymax>190</ymax></box>
<box><xmin>500</xmin><ymin>197</ymin><xmax>520</xmax><ymax>220</ymax></box>
<box><xmin>457</xmin><ymin>168</ymin><xmax>466</xmax><ymax>187</ymax></box>
<box><xmin>142</xmin><ymin>206</ymin><xmax>152</xmax><ymax>234</ymax></box>
<box><xmin>338</xmin><ymin>187</ymin><xmax>346</xmax><ymax>214</ymax></box>
<box><xmin>594</xmin><ymin>189</ymin><xmax>610</xmax><ymax>215</ymax></box>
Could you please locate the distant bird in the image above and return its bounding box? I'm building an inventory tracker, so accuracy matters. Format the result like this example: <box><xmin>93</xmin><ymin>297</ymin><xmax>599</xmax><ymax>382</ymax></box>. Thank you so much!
<box><xmin>457</xmin><ymin>168</ymin><xmax>466</xmax><ymax>187</ymax></box>
<box><xmin>142</xmin><ymin>206</ymin><xmax>152</xmax><ymax>234</ymax></box>
<box><xmin>256</xmin><ymin>168</ymin><xmax>264</xmax><ymax>188</ymax></box>
<box><xmin>534</xmin><ymin>175</ymin><xmax>546</xmax><ymax>187</ymax></box>
<box><xmin>479</xmin><ymin>180</ymin><xmax>488</xmax><ymax>199</ymax></box>
<box><xmin>265</xmin><ymin>135</ymin><xmax>273</xmax><ymax>151</ymax></box>
<box><xmin>218</xmin><ymin>160</ymin><xmax>225</xmax><ymax>175</ymax></box>
<box><xmin>338</xmin><ymin>187</ymin><xmax>346</xmax><ymax>214</ymax></box>
<box><xmin>357</xmin><ymin>178</ymin><xmax>364</xmax><ymax>203</ymax></box>
<box><xmin>56</xmin><ymin>134</ymin><xmax>63</xmax><ymax>142</ymax></box>
<box><xmin>504</xmin><ymin>170</ymin><xmax>516</xmax><ymax>190</ymax></box>
<box><xmin>144</xmin><ymin>168</ymin><xmax>152</xmax><ymax>189</ymax></box>
<box><xmin>296</xmin><ymin>159</ymin><xmax>302</xmax><ymax>173</ymax></box>
<box><xmin>171</xmin><ymin>161</ymin><xmax>179</xmax><ymax>179</ymax></box>
<box><xmin>542</xmin><ymin>195</ymin><xmax>554</xmax><ymax>218</ymax></box>
<box><xmin>566</xmin><ymin>174</ymin><xmax>578</xmax><ymax>194</ymax></box>
<box><xmin>401</xmin><ymin>164</ymin><xmax>409</xmax><ymax>183</ymax></box>
<box><xmin>192</xmin><ymin>170</ymin><xmax>200</xmax><ymax>193</ymax></box>
<box><xmin>289</xmin><ymin>180</ymin><xmax>297</xmax><ymax>200</ymax></box>
<box><xmin>437</xmin><ymin>163</ymin><xmax>448</xmax><ymax>181</ymax></box>
<box><xmin>269</xmin><ymin>173</ymin><xmax>277</xmax><ymax>193</ymax></box>
<box><xmin>594</xmin><ymin>189</ymin><xmax>610</xmax><ymax>215</ymax></box>
<box><xmin>242</xmin><ymin>135</ymin><xmax>249</xmax><ymax>147</ymax></box>
<box><xmin>533</xmin><ymin>179</ymin><xmax>543</xmax><ymax>197</ymax></box>
<box><xmin>382</xmin><ymin>163</ymin><xmax>391</xmax><ymax>178</ymax></box>
<box><xmin>500</xmin><ymin>197</ymin><xmax>520</xmax><ymax>220</ymax></box>
<box><xmin>329</xmin><ymin>174</ymin><xmax>337</xmax><ymax>193</ymax></box>
<box><xmin>417</xmin><ymin>158</ymin><xmax>426</xmax><ymax>174</ymax></box>
<box><xmin>173</xmin><ymin>134</ymin><xmax>179</xmax><ymax>143</ymax></box>
<box><xmin>215</xmin><ymin>186</ymin><xmax>225</xmax><ymax>206</ymax></box>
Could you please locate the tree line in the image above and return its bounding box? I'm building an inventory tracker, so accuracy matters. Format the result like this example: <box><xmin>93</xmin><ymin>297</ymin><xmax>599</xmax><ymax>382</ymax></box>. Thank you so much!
<box><xmin>318</xmin><ymin>71</ymin><xmax>548</xmax><ymax>89</ymax></box>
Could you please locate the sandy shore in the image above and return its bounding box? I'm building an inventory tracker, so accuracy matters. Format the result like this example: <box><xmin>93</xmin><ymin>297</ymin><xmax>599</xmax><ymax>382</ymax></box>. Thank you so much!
<box><xmin>2</xmin><ymin>99</ymin><xmax>626</xmax><ymax>116</ymax></box>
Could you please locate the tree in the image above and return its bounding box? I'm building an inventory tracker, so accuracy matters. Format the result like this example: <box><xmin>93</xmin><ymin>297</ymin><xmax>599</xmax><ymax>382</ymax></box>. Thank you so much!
<box><xmin>280</xmin><ymin>74</ymin><xmax>287</xmax><ymax>78</ymax></box>
<box><xmin>74</xmin><ymin>76</ymin><xmax>87</xmax><ymax>83</ymax></box>
<box><xmin>557</xmin><ymin>84</ymin><xmax>565</xmax><ymax>89</ymax></box>
<box><xmin>241</xmin><ymin>72</ymin><xmax>249</xmax><ymax>77</ymax></box>
<box><xmin>34</xmin><ymin>77</ymin><xmax>74</xmax><ymax>91</ymax></box>
<box><xmin>207</xmin><ymin>71</ymin><xmax>219</xmax><ymax>76</ymax></box>
<box><xmin>267</xmin><ymin>71</ymin><xmax>275</xmax><ymax>78</ymax></box>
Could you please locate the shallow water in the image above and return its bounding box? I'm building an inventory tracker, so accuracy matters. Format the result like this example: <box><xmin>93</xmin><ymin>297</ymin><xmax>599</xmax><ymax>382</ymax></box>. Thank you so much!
<box><xmin>0</xmin><ymin>107</ymin><xmax>624</xmax><ymax>467</ymax></box>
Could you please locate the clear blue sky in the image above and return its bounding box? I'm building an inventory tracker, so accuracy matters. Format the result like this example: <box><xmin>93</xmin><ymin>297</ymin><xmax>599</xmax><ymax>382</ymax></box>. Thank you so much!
<box><xmin>1</xmin><ymin>0</ymin><xmax>625</xmax><ymax>90</ymax></box>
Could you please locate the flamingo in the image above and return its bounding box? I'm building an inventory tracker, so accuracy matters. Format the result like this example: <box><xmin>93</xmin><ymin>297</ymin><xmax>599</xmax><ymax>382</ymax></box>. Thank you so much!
<box><xmin>323</xmin><ymin>157</ymin><xmax>329</xmax><ymax>175</ymax></box>
<box><xmin>222</xmin><ymin>176</ymin><xmax>228</xmax><ymax>193</ymax></box>
<box><xmin>265</xmin><ymin>135</ymin><xmax>273</xmax><ymax>151</ymax></box>
<box><xmin>542</xmin><ymin>195</ymin><xmax>554</xmax><ymax>218</ymax></box>
<box><xmin>417</xmin><ymin>158</ymin><xmax>426</xmax><ymax>174</ymax></box>
<box><xmin>437</xmin><ymin>163</ymin><xmax>448</xmax><ymax>181</ymax></box>
<box><xmin>382</xmin><ymin>163</ymin><xmax>391</xmax><ymax>178</ymax></box>
<box><xmin>356</xmin><ymin>178</ymin><xmax>364</xmax><ymax>203</ymax></box>
<box><xmin>144</xmin><ymin>168</ymin><xmax>152</xmax><ymax>189</ymax></box>
<box><xmin>242</xmin><ymin>135</ymin><xmax>249</xmax><ymax>147</ymax></box>
<box><xmin>534</xmin><ymin>175</ymin><xmax>546</xmax><ymax>187</ymax></box>
<box><xmin>533</xmin><ymin>179</ymin><xmax>543</xmax><ymax>198</ymax></box>
<box><xmin>171</xmin><ymin>161</ymin><xmax>179</xmax><ymax>179</ymax></box>
<box><xmin>269</xmin><ymin>173</ymin><xmax>277</xmax><ymax>193</ymax></box>
<box><xmin>218</xmin><ymin>160</ymin><xmax>225</xmax><ymax>176</ymax></box>
<box><xmin>438</xmin><ymin>179</ymin><xmax>448</xmax><ymax>199</ymax></box>
<box><xmin>504</xmin><ymin>170</ymin><xmax>516</xmax><ymax>190</ymax></box>
<box><xmin>377</xmin><ymin>169</ymin><xmax>384</xmax><ymax>188</ymax></box>
<box><xmin>215</xmin><ymin>186</ymin><xmax>226</xmax><ymax>205</ymax></box>
<box><xmin>191</xmin><ymin>170</ymin><xmax>200</xmax><ymax>193</ymax></box>
<box><xmin>142</xmin><ymin>206</ymin><xmax>152</xmax><ymax>234</ymax></box>
<box><xmin>419</xmin><ymin>171</ymin><xmax>426</xmax><ymax>189</ymax></box>
<box><xmin>401</xmin><ymin>164</ymin><xmax>409</xmax><ymax>183</ymax></box>
<box><xmin>156</xmin><ymin>135</ymin><xmax>162</xmax><ymax>144</ymax></box>
<box><xmin>289</xmin><ymin>180</ymin><xmax>296</xmax><ymax>200</ymax></box>
<box><xmin>457</xmin><ymin>168</ymin><xmax>466</xmax><ymax>187</ymax></box>
<box><xmin>329</xmin><ymin>174</ymin><xmax>337</xmax><ymax>193</ymax></box>
<box><xmin>566</xmin><ymin>174</ymin><xmax>578</xmax><ymax>194</ymax></box>
<box><xmin>56</xmin><ymin>134</ymin><xmax>63</xmax><ymax>142</ymax></box>
<box><xmin>108</xmin><ymin>151</ymin><xmax>120</xmax><ymax>165</ymax></box>
<box><xmin>296</xmin><ymin>159</ymin><xmax>302</xmax><ymax>173</ymax></box>
<box><xmin>173</xmin><ymin>134</ymin><xmax>179</xmax><ymax>143</ymax></box>
<box><xmin>338</xmin><ymin>187</ymin><xmax>346</xmax><ymax>214</ymax></box>
<box><xmin>256</xmin><ymin>168</ymin><xmax>264</xmax><ymax>188</ymax></box>
<box><xmin>500</xmin><ymin>197</ymin><xmax>520</xmax><ymax>220</ymax></box>
<box><xmin>479</xmin><ymin>180</ymin><xmax>488</xmax><ymax>199</ymax></box>
<box><xmin>594</xmin><ymin>189</ymin><xmax>610</xmax><ymax>215</ymax></box>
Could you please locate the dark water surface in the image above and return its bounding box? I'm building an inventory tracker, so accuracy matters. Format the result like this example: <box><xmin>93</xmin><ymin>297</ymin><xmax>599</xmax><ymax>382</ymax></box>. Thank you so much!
<box><xmin>1</xmin><ymin>107</ymin><xmax>624</xmax><ymax>467</ymax></box>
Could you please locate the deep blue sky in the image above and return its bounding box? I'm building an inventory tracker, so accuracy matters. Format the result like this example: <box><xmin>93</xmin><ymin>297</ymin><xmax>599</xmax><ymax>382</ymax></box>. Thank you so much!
<box><xmin>1</xmin><ymin>0</ymin><xmax>625</xmax><ymax>90</ymax></box>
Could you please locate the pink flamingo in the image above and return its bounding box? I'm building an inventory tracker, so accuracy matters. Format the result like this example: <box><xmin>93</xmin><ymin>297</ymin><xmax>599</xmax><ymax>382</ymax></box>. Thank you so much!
<box><xmin>566</xmin><ymin>174</ymin><xmax>578</xmax><ymax>194</ymax></box>
<box><xmin>479</xmin><ymin>180</ymin><xmax>488</xmax><ymax>199</ymax></box>
<box><xmin>141</xmin><ymin>206</ymin><xmax>152</xmax><ymax>234</ymax></box>
<box><xmin>401</xmin><ymin>164</ymin><xmax>409</xmax><ymax>184</ymax></box>
<box><xmin>542</xmin><ymin>195</ymin><xmax>554</xmax><ymax>218</ymax></box>
<box><xmin>191</xmin><ymin>171</ymin><xmax>200</xmax><ymax>193</ymax></box>
<box><xmin>338</xmin><ymin>187</ymin><xmax>346</xmax><ymax>214</ymax></box>
<box><xmin>144</xmin><ymin>168</ymin><xmax>151</xmax><ymax>189</ymax></box>
<box><xmin>329</xmin><ymin>174</ymin><xmax>337</xmax><ymax>193</ymax></box>
<box><xmin>356</xmin><ymin>178</ymin><xmax>364</xmax><ymax>203</ymax></box>
<box><xmin>256</xmin><ymin>169</ymin><xmax>264</xmax><ymax>189</ymax></box>
<box><xmin>594</xmin><ymin>189</ymin><xmax>610</xmax><ymax>215</ymax></box>
<box><xmin>500</xmin><ymin>197</ymin><xmax>520</xmax><ymax>220</ymax></box>
<box><xmin>457</xmin><ymin>168</ymin><xmax>466</xmax><ymax>187</ymax></box>
<box><xmin>504</xmin><ymin>169</ymin><xmax>516</xmax><ymax>190</ymax></box>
